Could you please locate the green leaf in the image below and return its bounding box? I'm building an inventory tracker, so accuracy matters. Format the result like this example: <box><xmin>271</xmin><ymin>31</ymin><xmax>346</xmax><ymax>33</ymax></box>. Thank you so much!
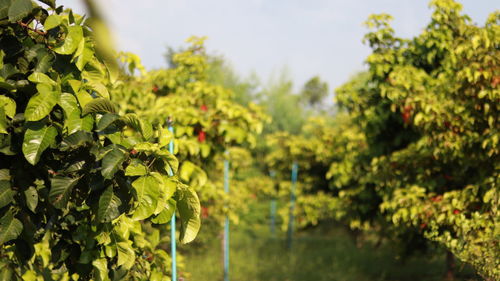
<box><xmin>158</xmin><ymin>127</ymin><xmax>173</xmax><ymax>147</ymax></box>
<box><xmin>131</xmin><ymin>176</ymin><xmax>160</xmax><ymax>221</ymax></box>
<box><xmin>27</xmin><ymin>72</ymin><xmax>56</xmax><ymax>86</ymax></box>
<box><xmin>54</xmin><ymin>25</ymin><xmax>83</xmax><ymax>55</ymax></box>
<box><xmin>67</xmin><ymin>115</ymin><xmax>94</xmax><ymax>134</ymax></box>
<box><xmin>151</xmin><ymin>198</ymin><xmax>176</xmax><ymax>224</ymax></box>
<box><xmin>121</xmin><ymin>113</ymin><xmax>152</xmax><ymax>140</ymax></box>
<box><xmin>24</xmin><ymin>84</ymin><xmax>59</xmax><ymax>121</ymax></box>
<box><xmin>101</xmin><ymin>147</ymin><xmax>126</xmax><ymax>179</ymax></box>
<box><xmin>0</xmin><ymin>0</ymin><xmax>12</xmax><ymax>20</ymax></box>
<box><xmin>97</xmin><ymin>113</ymin><xmax>119</xmax><ymax>131</ymax></box>
<box><xmin>22</xmin><ymin>123</ymin><xmax>57</xmax><ymax>165</ymax></box>
<box><xmin>92</xmin><ymin>258</ymin><xmax>110</xmax><ymax>281</ymax></box>
<box><xmin>8</xmin><ymin>0</ymin><xmax>32</xmax><ymax>23</ymax></box>
<box><xmin>178</xmin><ymin>186</ymin><xmax>200</xmax><ymax>244</ymax></box>
<box><xmin>38</xmin><ymin>0</ymin><xmax>55</xmax><ymax>8</ymax></box>
<box><xmin>97</xmin><ymin>186</ymin><xmax>122</xmax><ymax>222</ymax></box>
<box><xmin>0</xmin><ymin>210</ymin><xmax>22</xmax><ymax>245</ymax></box>
<box><xmin>24</xmin><ymin>186</ymin><xmax>37</xmax><ymax>213</ymax></box>
<box><xmin>0</xmin><ymin>96</ymin><xmax>16</xmax><ymax>118</ymax></box>
<box><xmin>0</xmin><ymin>170</ymin><xmax>9</xmax><ymax>181</ymax></box>
<box><xmin>60</xmin><ymin>131</ymin><xmax>93</xmax><ymax>149</ymax></box>
<box><xmin>0</xmin><ymin>107</ymin><xmax>7</xmax><ymax>134</ymax></box>
<box><xmin>34</xmin><ymin>52</ymin><xmax>54</xmax><ymax>73</ymax></box>
<box><xmin>49</xmin><ymin>176</ymin><xmax>79</xmax><ymax>209</ymax></box>
<box><xmin>82</xmin><ymin>98</ymin><xmax>117</xmax><ymax>115</ymax></box>
<box><xmin>0</xmin><ymin>181</ymin><xmax>15</xmax><ymax>208</ymax></box>
<box><xmin>151</xmin><ymin>172</ymin><xmax>176</xmax><ymax>215</ymax></box>
<box><xmin>124</xmin><ymin>159</ymin><xmax>147</xmax><ymax>176</ymax></box>
<box><xmin>180</xmin><ymin>161</ymin><xmax>207</xmax><ymax>187</ymax></box>
<box><xmin>157</xmin><ymin>149</ymin><xmax>179</xmax><ymax>176</ymax></box>
<box><xmin>43</xmin><ymin>14</ymin><xmax>61</xmax><ymax>30</ymax></box>
<box><xmin>116</xmin><ymin>241</ymin><xmax>135</xmax><ymax>269</ymax></box>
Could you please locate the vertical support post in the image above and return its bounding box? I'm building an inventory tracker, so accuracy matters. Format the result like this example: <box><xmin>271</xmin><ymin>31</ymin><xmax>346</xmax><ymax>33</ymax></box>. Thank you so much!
<box><xmin>223</xmin><ymin>151</ymin><xmax>230</xmax><ymax>281</ymax></box>
<box><xmin>287</xmin><ymin>162</ymin><xmax>298</xmax><ymax>250</ymax></box>
<box><xmin>168</xmin><ymin>119</ymin><xmax>176</xmax><ymax>281</ymax></box>
<box><xmin>269</xmin><ymin>171</ymin><xmax>276</xmax><ymax>236</ymax></box>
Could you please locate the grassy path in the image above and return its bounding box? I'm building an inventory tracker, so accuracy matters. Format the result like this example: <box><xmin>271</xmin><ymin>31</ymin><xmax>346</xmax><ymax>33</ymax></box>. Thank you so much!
<box><xmin>184</xmin><ymin>202</ymin><xmax>480</xmax><ymax>281</ymax></box>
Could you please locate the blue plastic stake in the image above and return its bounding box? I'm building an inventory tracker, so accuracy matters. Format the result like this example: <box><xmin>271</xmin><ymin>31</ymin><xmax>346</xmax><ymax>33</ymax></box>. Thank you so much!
<box><xmin>270</xmin><ymin>200</ymin><xmax>277</xmax><ymax>236</ymax></box>
<box><xmin>269</xmin><ymin>171</ymin><xmax>277</xmax><ymax>236</ymax></box>
<box><xmin>168</xmin><ymin>123</ymin><xmax>177</xmax><ymax>281</ymax></box>
<box><xmin>223</xmin><ymin>151</ymin><xmax>230</xmax><ymax>281</ymax></box>
<box><xmin>287</xmin><ymin>162</ymin><xmax>298</xmax><ymax>249</ymax></box>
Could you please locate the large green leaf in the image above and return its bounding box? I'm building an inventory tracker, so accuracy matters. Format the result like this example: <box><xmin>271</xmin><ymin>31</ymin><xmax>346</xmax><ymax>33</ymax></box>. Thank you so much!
<box><xmin>0</xmin><ymin>170</ymin><xmax>9</xmax><ymax>181</ymax></box>
<box><xmin>27</xmin><ymin>72</ymin><xmax>56</xmax><ymax>86</ymax></box>
<box><xmin>60</xmin><ymin>93</ymin><xmax>94</xmax><ymax>133</ymax></box>
<box><xmin>131</xmin><ymin>176</ymin><xmax>160</xmax><ymax>221</ymax></box>
<box><xmin>60</xmin><ymin>131</ymin><xmax>93</xmax><ymax>150</ymax></box>
<box><xmin>0</xmin><ymin>181</ymin><xmax>15</xmax><ymax>208</ymax></box>
<box><xmin>120</xmin><ymin>114</ymin><xmax>152</xmax><ymax>140</ymax></box>
<box><xmin>38</xmin><ymin>0</ymin><xmax>55</xmax><ymax>8</ymax></box>
<box><xmin>82</xmin><ymin>98</ymin><xmax>117</xmax><ymax>115</ymax></box>
<box><xmin>124</xmin><ymin>159</ymin><xmax>147</xmax><ymax>176</ymax></box>
<box><xmin>49</xmin><ymin>176</ymin><xmax>79</xmax><ymax>209</ymax></box>
<box><xmin>157</xmin><ymin>149</ymin><xmax>179</xmax><ymax>175</ymax></box>
<box><xmin>24</xmin><ymin>186</ymin><xmax>37</xmax><ymax>213</ymax></box>
<box><xmin>67</xmin><ymin>115</ymin><xmax>94</xmax><ymax>134</ymax></box>
<box><xmin>180</xmin><ymin>161</ymin><xmax>207</xmax><ymax>187</ymax></box>
<box><xmin>24</xmin><ymin>84</ymin><xmax>59</xmax><ymax>121</ymax></box>
<box><xmin>0</xmin><ymin>210</ymin><xmax>22</xmax><ymax>245</ymax></box>
<box><xmin>7</xmin><ymin>0</ymin><xmax>32</xmax><ymax>22</ymax></box>
<box><xmin>0</xmin><ymin>107</ymin><xmax>7</xmax><ymax>134</ymax></box>
<box><xmin>53</xmin><ymin>25</ymin><xmax>83</xmax><ymax>55</ymax></box>
<box><xmin>116</xmin><ymin>241</ymin><xmax>135</xmax><ymax>270</ymax></box>
<box><xmin>0</xmin><ymin>0</ymin><xmax>12</xmax><ymax>20</ymax></box>
<box><xmin>101</xmin><ymin>146</ymin><xmax>126</xmax><ymax>179</ymax></box>
<box><xmin>177</xmin><ymin>186</ymin><xmax>201</xmax><ymax>244</ymax></box>
<box><xmin>150</xmin><ymin>198</ymin><xmax>176</xmax><ymax>224</ymax></box>
<box><xmin>97</xmin><ymin>113</ymin><xmax>119</xmax><ymax>131</ymax></box>
<box><xmin>22</xmin><ymin>123</ymin><xmax>57</xmax><ymax>165</ymax></box>
<box><xmin>92</xmin><ymin>258</ymin><xmax>110</xmax><ymax>281</ymax></box>
<box><xmin>97</xmin><ymin>186</ymin><xmax>121</xmax><ymax>222</ymax></box>
<box><xmin>151</xmin><ymin>172</ymin><xmax>176</xmax><ymax>215</ymax></box>
<box><xmin>0</xmin><ymin>96</ymin><xmax>16</xmax><ymax>118</ymax></box>
<box><xmin>43</xmin><ymin>14</ymin><xmax>61</xmax><ymax>30</ymax></box>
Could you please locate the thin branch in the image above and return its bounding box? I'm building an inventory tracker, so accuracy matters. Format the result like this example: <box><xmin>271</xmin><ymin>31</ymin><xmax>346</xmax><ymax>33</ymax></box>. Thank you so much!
<box><xmin>18</xmin><ymin>21</ymin><xmax>47</xmax><ymax>36</ymax></box>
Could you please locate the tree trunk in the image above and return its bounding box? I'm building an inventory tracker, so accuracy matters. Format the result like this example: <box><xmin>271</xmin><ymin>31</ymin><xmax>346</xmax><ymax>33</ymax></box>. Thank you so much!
<box><xmin>445</xmin><ymin>250</ymin><xmax>455</xmax><ymax>281</ymax></box>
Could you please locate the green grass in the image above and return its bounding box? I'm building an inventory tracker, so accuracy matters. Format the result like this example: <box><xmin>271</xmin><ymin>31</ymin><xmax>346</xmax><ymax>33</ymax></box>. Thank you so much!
<box><xmin>183</xmin><ymin>201</ymin><xmax>480</xmax><ymax>281</ymax></box>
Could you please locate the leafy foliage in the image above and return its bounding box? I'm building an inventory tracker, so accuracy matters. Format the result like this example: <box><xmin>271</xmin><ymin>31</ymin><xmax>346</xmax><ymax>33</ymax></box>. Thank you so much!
<box><xmin>266</xmin><ymin>1</ymin><xmax>499</xmax><ymax>279</ymax></box>
<box><xmin>0</xmin><ymin>1</ymin><xmax>201</xmax><ymax>279</ymax></box>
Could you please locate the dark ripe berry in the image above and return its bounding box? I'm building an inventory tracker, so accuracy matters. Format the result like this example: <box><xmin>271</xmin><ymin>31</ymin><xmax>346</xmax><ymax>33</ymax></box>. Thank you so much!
<box><xmin>401</xmin><ymin>112</ymin><xmax>411</xmax><ymax>124</ymax></box>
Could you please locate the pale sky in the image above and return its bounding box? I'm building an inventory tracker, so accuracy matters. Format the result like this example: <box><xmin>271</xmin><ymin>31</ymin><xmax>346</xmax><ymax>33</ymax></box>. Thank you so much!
<box><xmin>59</xmin><ymin>0</ymin><xmax>498</xmax><ymax>93</ymax></box>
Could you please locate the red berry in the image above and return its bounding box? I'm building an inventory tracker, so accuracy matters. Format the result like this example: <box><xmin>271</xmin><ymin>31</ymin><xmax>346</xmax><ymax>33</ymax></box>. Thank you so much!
<box><xmin>201</xmin><ymin>206</ymin><xmax>209</xmax><ymax>219</ymax></box>
<box><xmin>152</xmin><ymin>85</ymin><xmax>159</xmax><ymax>93</ymax></box>
<box><xmin>200</xmin><ymin>104</ymin><xmax>208</xmax><ymax>112</ymax></box>
<box><xmin>453</xmin><ymin>209</ymin><xmax>460</xmax><ymax>215</ymax></box>
<box><xmin>430</xmin><ymin>195</ymin><xmax>442</xmax><ymax>202</ymax></box>
<box><xmin>198</xmin><ymin>131</ymin><xmax>206</xmax><ymax>143</ymax></box>
<box><xmin>130</xmin><ymin>149</ymin><xmax>138</xmax><ymax>155</ymax></box>
<box><xmin>401</xmin><ymin>112</ymin><xmax>411</xmax><ymax>124</ymax></box>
